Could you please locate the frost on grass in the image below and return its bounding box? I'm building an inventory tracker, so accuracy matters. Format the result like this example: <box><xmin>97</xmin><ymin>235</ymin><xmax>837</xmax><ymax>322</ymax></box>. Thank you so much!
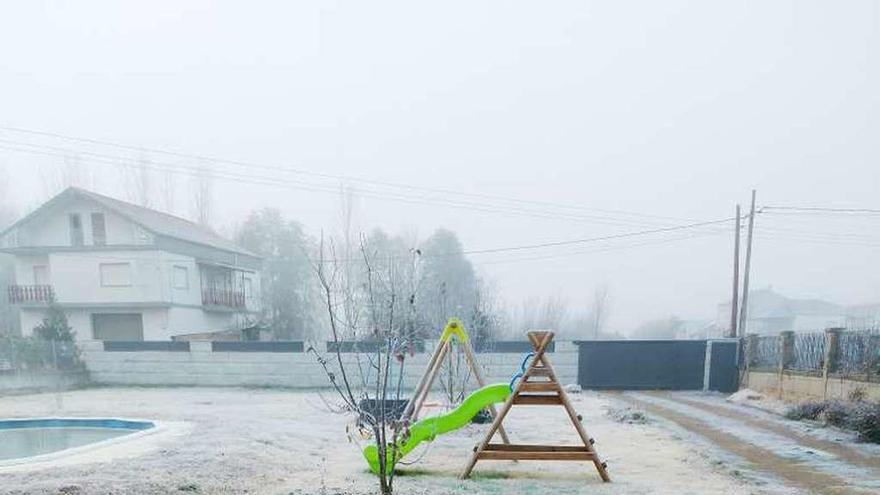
<box><xmin>784</xmin><ymin>399</ymin><xmax>880</xmax><ymax>443</ymax></box>
<box><xmin>605</xmin><ymin>406</ymin><xmax>649</xmax><ymax>424</ymax></box>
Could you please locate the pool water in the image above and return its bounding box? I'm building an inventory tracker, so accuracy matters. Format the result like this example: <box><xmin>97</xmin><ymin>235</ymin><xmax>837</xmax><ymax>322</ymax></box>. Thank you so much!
<box><xmin>0</xmin><ymin>419</ymin><xmax>154</xmax><ymax>462</ymax></box>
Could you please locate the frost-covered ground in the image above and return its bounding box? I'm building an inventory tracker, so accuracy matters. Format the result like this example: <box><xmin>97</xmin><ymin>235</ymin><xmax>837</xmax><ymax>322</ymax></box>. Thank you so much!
<box><xmin>623</xmin><ymin>391</ymin><xmax>880</xmax><ymax>495</ymax></box>
<box><xmin>1</xmin><ymin>387</ymin><xmax>866</xmax><ymax>495</ymax></box>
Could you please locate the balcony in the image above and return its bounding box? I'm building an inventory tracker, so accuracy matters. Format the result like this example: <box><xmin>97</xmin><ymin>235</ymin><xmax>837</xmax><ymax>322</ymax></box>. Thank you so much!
<box><xmin>201</xmin><ymin>288</ymin><xmax>246</xmax><ymax>310</ymax></box>
<box><xmin>8</xmin><ymin>285</ymin><xmax>55</xmax><ymax>304</ymax></box>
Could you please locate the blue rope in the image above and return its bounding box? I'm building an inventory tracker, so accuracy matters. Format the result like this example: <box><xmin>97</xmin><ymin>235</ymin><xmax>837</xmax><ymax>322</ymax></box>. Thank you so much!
<box><xmin>520</xmin><ymin>352</ymin><xmax>535</xmax><ymax>373</ymax></box>
<box><xmin>509</xmin><ymin>352</ymin><xmax>536</xmax><ymax>391</ymax></box>
<box><xmin>508</xmin><ymin>372</ymin><xmax>522</xmax><ymax>392</ymax></box>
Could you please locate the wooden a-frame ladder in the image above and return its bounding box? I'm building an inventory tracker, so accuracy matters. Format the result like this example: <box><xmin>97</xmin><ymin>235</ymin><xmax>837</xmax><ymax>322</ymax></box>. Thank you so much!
<box><xmin>461</xmin><ymin>331</ymin><xmax>611</xmax><ymax>482</ymax></box>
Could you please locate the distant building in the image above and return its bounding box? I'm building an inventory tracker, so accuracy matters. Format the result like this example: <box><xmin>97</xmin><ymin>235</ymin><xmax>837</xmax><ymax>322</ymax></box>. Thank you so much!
<box><xmin>0</xmin><ymin>187</ymin><xmax>261</xmax><ymax>341</ymax></box>
<box><xmin>674</xmin><ymin>319</ymin><xmax>721</xmax><ymax>340</ymax></box>
<box><xmin>716</xmin><ymin>288</ymin><xmax>856</xmax><ymax>335</ymax></box>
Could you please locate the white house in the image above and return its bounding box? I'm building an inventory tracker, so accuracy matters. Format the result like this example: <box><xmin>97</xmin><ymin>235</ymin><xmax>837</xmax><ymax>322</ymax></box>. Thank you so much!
<box><xmin>715</xmin><ymin>288</ymin><xmax>847</xmax><ymax>336</ymax></box>
<box><xmin>0</xmin><ymin>187</ymin><xmax>261</xmax><ymax>341</ymax></box>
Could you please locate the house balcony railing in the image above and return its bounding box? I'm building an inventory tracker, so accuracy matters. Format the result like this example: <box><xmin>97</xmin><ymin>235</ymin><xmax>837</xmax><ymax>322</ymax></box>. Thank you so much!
<box><xmin>8</xmin><ymin>285</ymin><xmax>55</xmax><ymax>304</ymax></box>
<box><xmin>201</xmin><ymin>288</ymin><xmax>246</xmax><ymax>309</ymax></box>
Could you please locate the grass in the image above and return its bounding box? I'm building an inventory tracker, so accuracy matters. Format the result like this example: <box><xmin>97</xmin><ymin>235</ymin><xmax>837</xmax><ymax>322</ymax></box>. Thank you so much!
<box><xmin>785</xmin><ymin>399</ymin><xmax>880</xmax><ymax>443</ymax></box>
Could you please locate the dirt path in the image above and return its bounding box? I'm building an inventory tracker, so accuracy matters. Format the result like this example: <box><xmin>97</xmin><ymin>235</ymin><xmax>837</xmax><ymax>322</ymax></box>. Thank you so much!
<box><xmin>618</xmin><ymin>392</ymin><xmax>880</xmax><ymax>495</ymax></box>
<box><xmin>665</xmin><ymin>393</ymin><xmax>880</xmax><ymax>470</ymax></box>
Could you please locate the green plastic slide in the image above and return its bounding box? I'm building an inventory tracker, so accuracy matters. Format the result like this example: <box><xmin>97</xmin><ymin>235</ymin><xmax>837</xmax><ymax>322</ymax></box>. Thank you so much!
<box><xmin>363</xmin><ymin>383</ymin><xmax>511</xmax><ymax>474</ymax></box>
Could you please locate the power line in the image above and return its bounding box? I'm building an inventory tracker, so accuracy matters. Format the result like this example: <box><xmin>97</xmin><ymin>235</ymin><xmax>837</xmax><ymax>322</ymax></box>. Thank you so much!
<box><xmin>460</xmin><ymin>217</ymin><xmax>736</xmax><ymax>255</ymax></box>
<box><xmin>305</xmin><ymin>217</ymin><xmax>737</xmax><ymax>263</ymax></box>
<box><xmin>472</xmin><ymin>229</ymin><xmax>729</xmax><ymax>266</ymax></box>
<box><xmin>0</xmin><ymin>139</ymin><xmax>739</xmax><ymax>261</ymax></box>
<box><xmin>761</xmin><ymin>206</ymin><xmax>880</xmax><ymax>215</ymax></box>
<box><xmin>0</xmin><ymin>139</ymin><xmax>718</xmax><ymax>230</ymax></box>
<box><xmin>0</xmin><ymin>124</ymin><xmax>694</xmax><ymax>224</ymax></box>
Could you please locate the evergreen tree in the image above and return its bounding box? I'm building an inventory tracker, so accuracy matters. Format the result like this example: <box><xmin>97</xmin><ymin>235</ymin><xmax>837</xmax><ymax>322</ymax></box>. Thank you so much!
<box><xmin>33</xmin><ymin>302</ymin><xmax>75</xmax><ymax>341</ymax></box>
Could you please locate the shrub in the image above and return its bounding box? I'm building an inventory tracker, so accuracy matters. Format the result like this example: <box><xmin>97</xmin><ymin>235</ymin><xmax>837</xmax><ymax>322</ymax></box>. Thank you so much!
<box><xmin>847</xmin><ymin>402</ymin><xmax>880</xmax><ymax>443</ymax></box>
<box><xmin>784</xmin><ymin>400</ymin><xmax>826</xmax><ymax>421</ymax></box>
<box><xmin>819</xmin><ymin>400</ymin><xmax>851</xmax><ymax>427</ymax></box>
<box><xmin>786</xmin><ymin>398</ymin><xmax>880</xmax><ymax>444</ymax></box>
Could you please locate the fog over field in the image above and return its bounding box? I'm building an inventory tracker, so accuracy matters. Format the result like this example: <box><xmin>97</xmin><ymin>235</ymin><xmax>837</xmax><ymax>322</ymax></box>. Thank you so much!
<box><xmin>1</xmin><ymin>0</ymin><xmax>878</xmax><ymax>335</ymax></box>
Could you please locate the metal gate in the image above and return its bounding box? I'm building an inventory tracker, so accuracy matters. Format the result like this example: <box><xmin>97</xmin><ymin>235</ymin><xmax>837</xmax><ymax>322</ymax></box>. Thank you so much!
<box><xmin>707</xmin><ymin>340</ymin><xmax>739</xmax><ymax>393</ymax></box>
<box><xmin>576</xmin><ymin>340</ymin><xmax>738</xmax><ymax>391</ymax></box>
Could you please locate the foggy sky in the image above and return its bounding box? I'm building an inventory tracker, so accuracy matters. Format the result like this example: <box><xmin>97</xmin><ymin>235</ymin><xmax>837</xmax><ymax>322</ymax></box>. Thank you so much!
<box><xmin>1</xmin><ymin>1</ymin><xmax>878</xmax><ymax>333</ymax></box>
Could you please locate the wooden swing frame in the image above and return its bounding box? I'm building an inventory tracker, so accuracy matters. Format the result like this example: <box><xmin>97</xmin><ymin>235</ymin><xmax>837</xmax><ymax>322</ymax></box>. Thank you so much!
<box><xmin>460</xmin><ymin>331</ymin><xmax>611</xmax><ymax>482</ymax></box>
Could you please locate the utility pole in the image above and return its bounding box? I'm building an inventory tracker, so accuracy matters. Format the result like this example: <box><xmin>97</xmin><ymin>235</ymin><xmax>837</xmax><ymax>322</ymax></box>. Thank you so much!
<box><xmin>738</xmin><ymin>190</ymin><xmax>757</xmax><ymax>336</ymax></box>
<box><xmin>729</xmin><ymin>204</ymin><xmax>741</xmax><ymax>338</ymax></box>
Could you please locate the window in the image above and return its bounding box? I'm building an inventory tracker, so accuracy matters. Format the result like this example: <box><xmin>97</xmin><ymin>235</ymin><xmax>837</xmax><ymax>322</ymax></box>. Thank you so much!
<box><xmin>99</xmin><ymin>262</ymin><xmax>132</xmax><ymax>287</ymax></box>
<box><xmin>92</xmin><ymin>313</ymin><xmax>144</xmax><ymax>341</ymax></box>
<box><xmin>173</xmin><ymin>265</ymin><xmax>189</xmax><ymax>289</ymax></box>
<box><xmin>243</xmin><ymin>277</ymin><xmax>254</xmax><ymax>299</ymax></box>
<box><xmin>33</xmin><ymin>265</ymin><xmax>48</xmax><ymax>285</ymax></box>
<box><xmin>91</xmin><ymin>213</ymin><xmax>106</xmax><ymax>245</ymax></box>
<box><xmin>69</xmin><ymin>214</ymin><xmax>84</xmax><ymax>246</ymax></box>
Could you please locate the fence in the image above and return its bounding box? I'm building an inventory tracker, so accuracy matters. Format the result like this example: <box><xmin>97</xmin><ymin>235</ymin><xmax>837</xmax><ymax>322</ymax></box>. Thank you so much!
<box><xmin>837</xmin><ymin>330</ymin><xmax>880</xmax><ymax>377</ymax></box>
<box><xmin>745</xmin><ymin>328</ymin><xmax>880</xmax><ymax>401</ymax></box>
<box><xmin>751</xmin><ymin>336</ymin><xmax>780</xmax><ymax>370</ymax></box>
<box><xmin>0</xmin><ymin>336</ymin><xmax>88</xmax><ymax>393</ymax></box>
<box><xmin>791</xmin><ymin>332</ymin><xmax>826</xmax><ymax>373</ymax></box>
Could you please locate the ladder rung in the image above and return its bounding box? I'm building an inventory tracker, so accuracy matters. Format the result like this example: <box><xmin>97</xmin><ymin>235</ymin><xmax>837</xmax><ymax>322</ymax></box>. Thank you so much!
<box><xmin>519</xmin><ymin>382</ymin><xmax>559</xmax><ymax>392</ymax></box>
<box><xmin>527</xmin><ymin>367</ymin><xmax>552</xmax><ymax>377</ymax></box>
<box><xmin>483</xmin><ymin>444</ymin><xmax>589</xmax><ymax>452</ymax></box>
<box><xmin>477</xmin><ymin>450</ymin><xmax>595</xmax><ymax>461</ymax></box>
<box><xmin>513</xmin><ymin>394</ymin><xmax>562</xmax><ymax>405</ymax></box>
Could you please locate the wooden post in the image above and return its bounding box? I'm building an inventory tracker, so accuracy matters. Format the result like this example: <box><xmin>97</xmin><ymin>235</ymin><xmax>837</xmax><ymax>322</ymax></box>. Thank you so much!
<box><xmin>401</xmin><ymin>339</ymin><xmax>447</xmax><ymax>422</ymax></box>
<box><xmin>730</xmin><ymin>204</ymin><xmax>742</xmax><ymax>338</ymax></box>
<box><xmin>410</xmin><ymin>340</ymin><xmax>451</xmax><ymax>420</ymax></box>
<box><xmin>742</xmin><ymin>333</ymin><xmax>758</xmax><ymax>388</ymax></box>
<box><xmin>460</xmin><ymin>342</ymin><xmax>511</xmax><ymax>445</ymax></box>
<box><xmin>822</xmin><ymin>328</ymin><xmax>842</xmax><ymax>399</ymax></box>
<box><xmin>738</xmin><ymin>190</ymin><xmax>757</xmax><ymax>335</ymax></box>
<box><xmin>778</xmin><ymin>331</ymin><xmax>795</xmax><ymax>399</ymax></box>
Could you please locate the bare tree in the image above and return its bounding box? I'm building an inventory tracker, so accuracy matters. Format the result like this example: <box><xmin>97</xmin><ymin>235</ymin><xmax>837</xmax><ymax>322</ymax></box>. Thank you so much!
<box><xmin>123</xmin><ymin>154</ymin><xmax>153</xmax><ymax>207</ymax></box>
<box><xmin>309</xmin><ymin>234</ymin><xmax>420</xmax><ymax>494</ymax></box>
<box><xmin>161</xmin><ymin>169</ymin><xmax>176</xmax><ymax>214</ymax></box>
<box><xmin>0</xmin><ymin>163</ymin><xmax>16</xmax><ymax>228</ymax></box>
<box><xmin>591</xmin><ymin>284</ymin><xmax>611</xmax><ymax>339</ymax></box>
<box><xmin>538</xmin><ymin>292</ymin><xmax>568</xmax><ymax>331</ymax></box>
<box><xmin>39</xmin><ymin>156</ymin><xmax>95</xmax><ymax>198</ymax></box>
<box><xmin>190</xmin><ymin>164</ymin><xmax>214</xmax><ymax>227</ymax></box>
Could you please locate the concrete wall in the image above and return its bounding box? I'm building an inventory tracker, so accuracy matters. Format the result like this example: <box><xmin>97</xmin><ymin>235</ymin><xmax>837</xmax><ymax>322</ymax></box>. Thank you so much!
<box><xmin>747</xmin><ymin>370</ymin><xmax>880</xmax><ymax>402</ymax></box>
<box><xmin>79</xmin><ymin>340</ymin><xmax>580</xmax><ymax>389</ymax></box>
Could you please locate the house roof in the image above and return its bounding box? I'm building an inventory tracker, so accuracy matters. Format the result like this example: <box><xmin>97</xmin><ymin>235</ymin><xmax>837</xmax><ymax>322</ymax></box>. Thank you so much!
<box><xmin>2</xmin><ymin>187</ymin><xmax>258</xmax><ymax>258</ymax></box>
<box><xmin>746</xmin><ymin>288</ymin><xmax>843</xmax><ymax>319</ymax></box>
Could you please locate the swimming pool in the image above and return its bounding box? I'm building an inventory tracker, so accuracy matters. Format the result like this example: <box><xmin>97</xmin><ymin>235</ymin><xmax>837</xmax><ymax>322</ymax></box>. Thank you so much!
<box><xmin>0</xmin><ymin>419</ymin><xmax>155</xmax><ymax>462</ymax></box>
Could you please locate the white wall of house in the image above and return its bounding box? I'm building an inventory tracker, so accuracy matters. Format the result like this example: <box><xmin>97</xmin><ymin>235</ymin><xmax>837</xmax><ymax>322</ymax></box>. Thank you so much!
<box><xmin>19</xmin><ymin>305</ymin><xmax>250</xmax><ymax>341</ymax></box>
<box><xmin>5</xmin><ymin>192</ymin><xmax>261</xmax><ymax>341</ymax></box>
<box><xmin>13</xmin><ymin>254</ymin><xmax>50</xmax><ymax>285</ymax></box>
<box><xmin>48</xmin><ymin>250</ymin><xmax>167</xmax><ymax>304</ymax></box>
<box><xmin>8</xmin><ymin>198</ymin><xmax>152</xmax><ymax>248</ymax></box>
